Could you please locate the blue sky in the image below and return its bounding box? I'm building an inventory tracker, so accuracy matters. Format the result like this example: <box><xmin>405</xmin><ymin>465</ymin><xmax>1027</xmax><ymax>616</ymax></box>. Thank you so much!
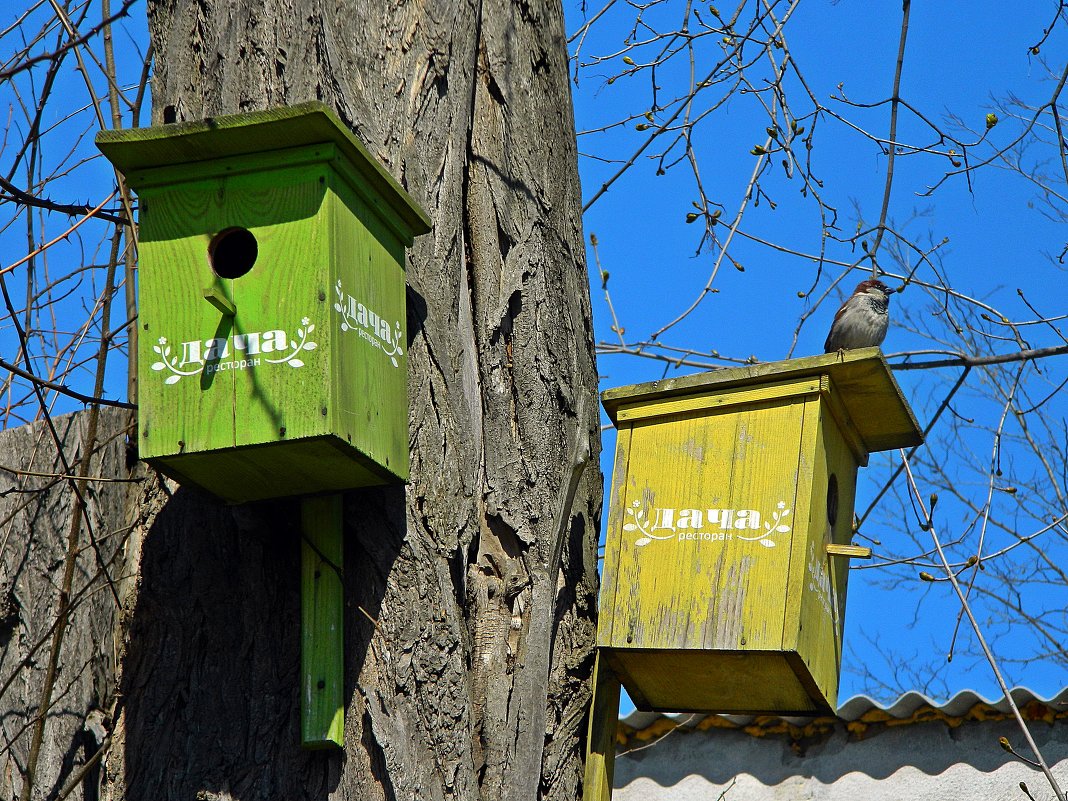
<box><xmin>565</xmin><ymin>0</ymin><xmax>1068</xmax><ymax>709</ymax></box>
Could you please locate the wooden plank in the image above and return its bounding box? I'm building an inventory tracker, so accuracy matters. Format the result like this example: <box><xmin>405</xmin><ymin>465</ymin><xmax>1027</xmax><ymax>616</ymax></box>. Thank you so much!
<box><xmin>607</xmin><ymin>648</ymin><xmax>820</xmax><ymax>713</ymax></box>
<box><xmin>597</xmin><ymin>425</ymin><xmax>634</xmax><ymax>649</ymax></box>
<box><xmin>788</xmin><ymin>398</ymin><xmax>859</xmax><ymax>711</ymax></box>
<box><xmin>225</xmin><ymin>166</ymin><xmax>331</xmax><ymax>453</ymax></box>
<box><xmin>95</xmin><ymin>101</ymin><xmax>432</xmax><ymax>240</ymax></box>
<box><xmin>583</xmin><ymin>652</ymin><xmax>621</xmax><ymax>801</ymax></box>
<box><xmin>138</xmin><ymin>185</ymin><xmax>237</xmax><ymax>461</ymax></box>
<box><xmin>602</xmin><ymin>349</ymin><xmax>922</xmax><ymax>452</ymax></box>
<box><xmin>202</xmin><ymin>286</ymin><xmax>237</xmax><ymax>317</ymax></box>
<box><xmin>148</xmin><ymin>436</ymin><xmax>395</xmax><ymax>504</ymax></box>
<box><xmin>819</xmin><ymin>374</ymin><xmax>868</xmax><ymax>466</ymax></box>
<box><xmin>125</xmin><ymin>142</ymin><xmax>422</xmax><ymax>253</ymax></box>
<box><xmin>614</xmin><ymin>376</ymin><xmax>823</xmax><ymax>423</ymax></box>
<box><xmin>301</xmin><ymin>494</ymin><xmax>345</xmax><ymax>749</ymax></box>
<box><xmin>119</xmin><ymin>143</ymin><xmax>335</xmax><ymax>192</ymax></box>
<box><xmin>779</xmin><ymin>392</ymin><xmax>820</xmax><ymax>697</ymax></box>
<box><xmin>328</xmin><ymin>172</ymin><xmax>411</xmax><ymax>481</ymax></box>
<box><xmin>826</xmin><ymin>543</ymin><xmax>872</xmax><ymax>559</ymax></box>
<box><xmin>607</xmin><ymin>398</ymin><xmax>803</xmax><ymax>657</ymax></box>
<box><xmin>823</xmin><ymin>406</ymin><xmax>859</xmax><ymax>704</ymax></box>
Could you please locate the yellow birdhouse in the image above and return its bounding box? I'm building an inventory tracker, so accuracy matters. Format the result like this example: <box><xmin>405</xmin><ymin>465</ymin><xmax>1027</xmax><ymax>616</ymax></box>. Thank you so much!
<box><xmin>596</xmin><ymin>348</ymin><xmax>923</xmax><ymax>715</ymax></box>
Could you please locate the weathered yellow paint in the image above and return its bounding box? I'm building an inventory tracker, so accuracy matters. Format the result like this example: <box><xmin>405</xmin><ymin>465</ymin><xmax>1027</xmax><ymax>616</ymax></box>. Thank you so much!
<box><xmin>785</xmin><ymin>396</ymin><xmax>855</xmax><ymax>710</ymax></box>
<box><xmin>602</xmin><ymin>348</ymin><xmax>920</xmax><ymax>452</ymax></box>
<box><xmin>583</xmin><ymin>652</ymin><xmax>621</xmax><ymax>801</ymax></box>
<box><xmin>614</xmin><ymin>376</ymin><xmax>824</xmax><ymax>422</ymax></box>
<box><xmin>826</xmin><ymin>543</ymin><xmax>873</xmax><ymax>559</ymax></box>
<box><xmin>607</xmin><ymin>398</ymin><xmax>805</xmax><ymax>654</ymax></box>
<box><xmin>819</xmin><ymin>374</ymin><xmax>868</xmax><ymax>465</ymax></box>
<box><xmin>597</xmin><ymin>350</ymin><xmax>922</xmax><ymax>715</ymax></box>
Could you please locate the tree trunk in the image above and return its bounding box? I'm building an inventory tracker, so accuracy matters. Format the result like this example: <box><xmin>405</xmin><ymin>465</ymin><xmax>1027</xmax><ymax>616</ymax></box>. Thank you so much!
<box><xmin>80</xmin><ymin>0</ymin><xmax>598</xmax><ymax>799</ymax></box>
<box><xmin>0</xmin><ymin>410</ymin><xmax>135</xmax><ymax>801</ymax></box>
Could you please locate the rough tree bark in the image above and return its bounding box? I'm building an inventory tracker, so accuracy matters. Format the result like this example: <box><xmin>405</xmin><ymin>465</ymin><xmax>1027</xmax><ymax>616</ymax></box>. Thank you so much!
<box><xmin>0</xmin><ymin>411</ymin><xmax>135</xmax><ymax>801</ymax></box>
<box><xmin>26</xmin><ymin>0</ymin><xmax>600</xmax><ymax>799</ymax></box>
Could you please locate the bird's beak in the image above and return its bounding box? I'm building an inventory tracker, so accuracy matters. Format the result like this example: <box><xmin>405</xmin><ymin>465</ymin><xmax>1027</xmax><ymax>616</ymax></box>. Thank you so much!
<box><xmin>885</xmin><ymin>286</ymin><xmax>897</xmax><ymax>294</ymax></box>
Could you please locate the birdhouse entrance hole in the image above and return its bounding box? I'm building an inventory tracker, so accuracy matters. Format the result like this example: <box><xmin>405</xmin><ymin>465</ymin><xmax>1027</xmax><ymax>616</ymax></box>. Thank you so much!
<box><xmin>209</xmin><ymin>226</ymin><xmax>258</xmax><ymax>278</ymax></box>
<box><xmin>827</xmin><ymin>473</ymin><xmax>839</xmax><ymax>526</ymax></box>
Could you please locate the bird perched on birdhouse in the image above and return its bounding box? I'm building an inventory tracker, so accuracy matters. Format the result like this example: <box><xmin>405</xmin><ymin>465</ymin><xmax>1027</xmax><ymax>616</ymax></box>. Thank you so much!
<box><xmin>824</xmin><ymin>278</ymin><xmax>895</xmax><ymax>353</ymax></box>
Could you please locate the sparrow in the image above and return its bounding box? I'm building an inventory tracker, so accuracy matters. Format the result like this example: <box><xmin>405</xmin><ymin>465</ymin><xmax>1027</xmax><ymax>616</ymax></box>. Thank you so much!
<box><xmin>823</xmin><ymin>278</ymin><xmax>895</xmax><ymax>353</ymax></box>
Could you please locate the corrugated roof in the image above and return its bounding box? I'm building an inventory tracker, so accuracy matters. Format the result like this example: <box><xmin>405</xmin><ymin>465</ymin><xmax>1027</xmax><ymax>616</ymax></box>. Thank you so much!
<box><xmin>837</xmin><ymin>686</ymin><xmax>1068</xmax><ymax>721</ymax></box>
<box><xmin>618</xmin><ymin>687</ymin><xmax>1068</xmax><ymax>743</ymax></box>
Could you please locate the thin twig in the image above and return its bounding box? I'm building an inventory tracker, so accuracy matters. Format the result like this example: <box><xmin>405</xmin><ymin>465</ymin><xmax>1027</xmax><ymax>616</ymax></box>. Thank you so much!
<box><xmin>867</xmin><ymin>0</ymin><xmax>911</xmax><ymax>265</ymax></box>
<box><xmin>900</xmin><ymin>451</ymin><xmax>1067</xmax><ymax>801</ymax></box>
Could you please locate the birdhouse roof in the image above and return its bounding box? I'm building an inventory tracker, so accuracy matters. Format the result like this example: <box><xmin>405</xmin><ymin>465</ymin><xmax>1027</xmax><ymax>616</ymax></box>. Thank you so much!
<box><xmin>602</xmin><ymin>348</ymin><xmax>923</xmax><ymax>453</ymax></box>
<box><xmin>95</xmin><ymin>101</ymin><xmax>431</xmax><ymax>240</ymax></box>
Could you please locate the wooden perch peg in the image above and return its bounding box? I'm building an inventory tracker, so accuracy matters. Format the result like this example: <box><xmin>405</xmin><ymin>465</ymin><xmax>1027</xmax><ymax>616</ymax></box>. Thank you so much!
<box><xmin>202</xmin><ymin>286</ymin><xmax>237</xmax><ymax>317</ymax></box>
<box><xmin>826</xmin><ymin>543</ymin><xmax>873</xmax><ymax>559</ymax></box>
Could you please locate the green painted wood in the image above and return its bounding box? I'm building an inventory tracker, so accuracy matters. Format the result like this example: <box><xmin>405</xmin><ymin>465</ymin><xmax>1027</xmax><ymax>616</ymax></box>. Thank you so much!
<box><xmin>137</xmin><ymin>184</ymin><xmax>238</xmax><ymax>459</ymax></box>
<box><xmin>150</xmin><ymin>439</ymin><xmax>392</xmax><ymax>504</ymax></box>
<box><xmin>96</xmin><ymin>101</ymin><xmax>432</xmax><ymax>243</ymax></box>
<box><xmin>583</xmin><ymin>651</ymin><xmax>621</xmax><ymax>801</ymax></box>
<box><xmin>97</xmin><ymin>106</ymin><xmax>427</xmax><ymax>502</ymax></box>
<box><xmin>226</xmin><ymin>170</ymin><xmax>331</xmax><ymax>453</ymax></box>
<box><xmin>136</xmin><ymin>160</ymin><xmax>333</xmax><ymax>466</ymax></box>
<box><xmin>301</xmin><ymin>494</ymin><xmax>345</xmax><ymax>749</ymax></box>
<box><xmin>328</xmin><ymin>170</ymin><xmax>410</xmax><ymax>481</ymax></box>
<box><xmin>202</xmin><ymin>286</ymin><xmax>237</xmax><ymax>317</ymax></box>
<box><xmin>118</xmin><ymin>143</ymin><xmax>334</xmax><ymax>195</ymax></box>
<box><xmin>601</xmin><ymin>348</ymin><xmax>923</xmax><ymax>453</ymax></box>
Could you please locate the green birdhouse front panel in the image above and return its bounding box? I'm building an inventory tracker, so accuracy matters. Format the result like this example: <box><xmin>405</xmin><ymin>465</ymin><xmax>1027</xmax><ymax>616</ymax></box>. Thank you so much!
<box><xmin>598</xmin><ymin>349</ymin><xmax>922</xmax><ymax>715</ymax></box>
<box><xmin>97</xmin><ymin>104</ymin><xmax>431</xmax><ymax>503</ymax></box>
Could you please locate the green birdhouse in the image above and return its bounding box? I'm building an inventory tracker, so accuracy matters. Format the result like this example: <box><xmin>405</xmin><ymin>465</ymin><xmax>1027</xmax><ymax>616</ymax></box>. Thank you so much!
<box><xmin>97</xmin><ymin>103</ymin><xmax>431</xmax><ymax>503</ymax></box>
<box><xmin>597</xmin><ymin>349</ymin><xmax>922</xmax><ymax>715</ymax></box>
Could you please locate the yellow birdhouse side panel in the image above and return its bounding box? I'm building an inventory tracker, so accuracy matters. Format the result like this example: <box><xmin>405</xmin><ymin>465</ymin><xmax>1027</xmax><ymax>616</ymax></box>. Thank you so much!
<box><xmin>787</xmin><ymin>395</ymin><xmax>861</xmax><ymax>710</ymax></box>
<box><xmin>604</xmin><ymin>396</ymin><xmax>807</xmax><ymax>655</ymax></box>
<box><xmin>596</xmin><ymin>425</ymin><xmax>635</xmax><ymax>648</ymax></box>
